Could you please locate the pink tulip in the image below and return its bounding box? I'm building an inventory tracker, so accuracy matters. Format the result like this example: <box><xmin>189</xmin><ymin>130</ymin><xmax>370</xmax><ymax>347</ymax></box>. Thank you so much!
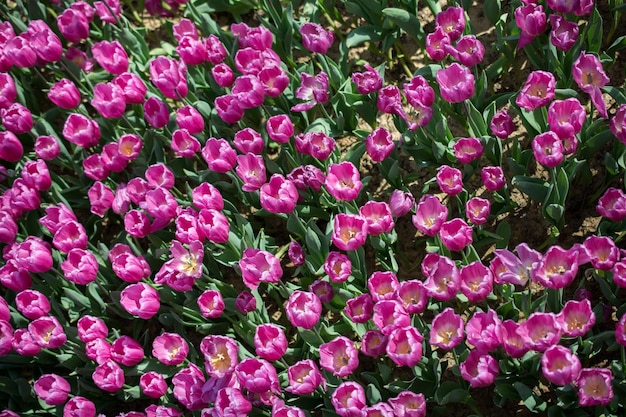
<box><xmin>331</xmin><ymin>381</ymin><xmax>366</xmax><ymax>417</ymax></box>
<box><xmin>576</xmin><ymin>368</ymin><xmax>614</xmax><ymax>406</ymax></box>
<box><xmin>291</xmin><ymin>71</ymin><xmax>329</xmax><ymax>112</ymax></box>
<box><xmin>386</xmin><ymin>326</ymin><xmax>423</xmax><ymax>367</ymax></box>
<box><xmin>64</xmin><ymin>396</ymin><xmax>96</xmax><ymax>417</ymax></box>
<box><xmin>93</xmin><ymin>359</ymin><xmax>124</xmax><ymax>392</ymax></box>
<box><xmin>1</xmin><ymin>102</ymin><xmax>31</xmax><ymax>134</ymax></box>
<box><xmin>205</xmin><ymin>34</ymin><xmax>227</xmax><ymax>64</ymax></box>
<box><xmin>548</xmin><ymin>98</ymin><xmax>586</xmax><ymax>139</ymax></box>
<box><xmin>516</xmin><ymin>70</ymin><xmax>556</xmax><ymax>110</ymax></box>
<box><xmin>465</xmin><ymin>309</ymin><xmax>502</xmax><ymax>351</ymax></box>
<box><xmin>295</xmin><ymin>131</ymin><xmax>336</xmax><ymax>160</ymax></box>
<box><xmin>213</xmin><ymin>388</ymin><xmax>251</xmax><ymax>417</ymax></box>
<box><xmin>610</xmin><ymin>104</ymin><xmax>626</xmax><ymax>144</ymax></box>
<box><xmin>152</xmin><ymin>332</ymin><xmax>188</xmax><ymax>365</ymax></box>
<box><xmin>367</xmin><ymin>270</ymin><xmax>399</xmax><ymax>302</ymax></box>
<box><xmin>235</xmin><ymin>290</ymin><xmax>257</xmax><ymax>313</ymax></box>
<box><xmin>254</xmin><ymin>323</ymin><xmax>288</xmax><ymax>361</ymax></box>
<box><xmin>286</xmin><ymin>359</ymin><xmax>325</xmax><ymax>395</ymax></box>
<box><xmin>94</xmin><ymin>0</ymin><xmax>121</xmax><ymax>23</ymax></box>
<box><xmin>423</xmin><ymin>254</ymin><xmax>461</xmax><ymax>301</ymax></box>
<box><xmin>236</xmin><ymin>153</ymin><xmax>266</xmax><ymax>192</ymax></box>
<box><xmin>436</xmin><ymin>6</ymin><xmax>465</xmax><ymax>41</ymax></box>
<box><xmin>453</xmin><ymin>137</ymin><xmax>483</xmax><ymax>163</ymax></box>
<box><xmin>300</xmin><ymin>22</ymin><xmax>334</xmax><ymax>54</ymax></box>
<box><xmin>460</xmin><ymin>261</ymin><xmax>493</xmax><ymax>302</ymax></box>
<box><xmin>360</xmin><ymin>330</ymin><xmax>387</xmax><ymax>358</ymax></box>
<box><xmin>192</xmin><ymin>182</ymin><xmax>224</xmax><ymax>211</ymax></box>
<box><xmin>331</xmin><ymin>213</ymin><xmax>368</xmax><ymax>251</ymax></box>
<box><xmin>12</xmin><ymin>328</ymin><xmax>41</xmax><ymax>356</ymax></box>
<box><xmin>344</xmin><ymin>293</ymin><xmax>373</xmax><ymax>324</ymax></box>
<box><xmin>149</xmin><ymin>56</ymin><xmax>187</xmax><ymax>100</ymax></box>
<box><xmin>532</xmin><ymin>131</ymin><xmax>564</xmax><ymax>168</ymax></box>
<box><xmin>573</xmin><ymin>52</ymin><xmax>609</xmax><ymax>118</ymax></box>
<box><xmin>389</xmin><ymin>189</ymin><xmax>415</xmax><ymax>217</ymax></box>
<box><xmin>215</xmin><ymin>94</ymin><xmax>244</xmax><ymax>123</ymax></box>
<box><xmin>286</xmin><ymin>290</ymin><xmax>322</xmax><ymax>329</ymax></box>
<box><xmin>365</xmin><ymin>127</ymin><xmax>395</xmax><ymax>163</ymax></box>
<box><xmin>499</xmin><ymin>320</ymin><xmax>529</xmax><ymax>359</ymax></box>
<box><xmin>388</xmin><ymin>391</ymin><xmax>426</xmax><ymax>417</ymax></box>
<box><xmin>519</xmin><ymin>312</ymin><xmax>562</xmax><ymax>352</ymax></box>
<box><xmin>177</xmin><ymin>35</ymin><xmax>207</xmax><ymax>66</ymax></box>
<box><xmin>112</xmin><ymin>72</ymin><xmax>147</xmax><ymax>104</ymax></box>
<box><xmin>324</xmin><ymin>251</ymin><xmax>352</xmax><ymax>283</ymax></box>
<box><xmin>325</xmin><ymin>161</ymin><xmax>362</xmax><ymax>201</ymax></box>
<box><xmin>439</xmin><ymin>218</ymin><xmax>473</xmax><ymax>251</ymax></box>
<box><xmin>235</xmin><ymin>357</ymin><xmax>280</xmax><ymax>395</ymax></box>
<box><xmin>197</xmin><ymin>289</ymin><xmax>225</xmax><ymax>318</ymax></box>
<box><xmin>63</xmin><ymin>113</ymin><xmax>100</xmax><ymax>148</ymax></box>
<box><xmin>373</xmin><ymin>299</ymin><xmax>410</xmax><ymax>335</ymax></box>
<box><xmin>140</xmin><ymin>371</ymin><xmax>168</xmax><ymax>399</ymax></box>
<box><xmin>319</xmin><ymin>336</ymin><xmax>359</xmax><ymax>377</ymax></box>
<box><xmin>436</xmin><ymin>63</ymin><xmax>475</xmax><ymax>103</ymax></box>
<box><xmin>0</xmin><ymin>73</ymin><xmax>16</xmax><ymax>109</ymax></box>
<box><xmin>426</xmin><ymin>27</ymin><xmax>451</xmax><ymax>61</ymax></box>
<box><xmin>233</xmin><ymin>127</ymin><xmax>264</xmax><ymax>154</ymax></box>
<box><xmin>583</xmin><ymin>235</ymin><xmax>619</xmax><ymax>270</ymax></box>
<box><xmin>359</xmin><ymin>201</ymin><xmax>394</xmax><ymax>235</ymax></box>
<box><xmin>57</xmin><ymin>8</ymin><xmax>90</xmax><ymax>44</ymax></box>
<box><xmin>376</xmin><ymin>85</ymin><xmax>417</xmax><ymax>130</ymax></box>
<box><xmin>202</xmin><ymin>137</ymin><xmax>236</xmax><ymax>173</ymax></box>
<box><xmin>0</xmin><ymin>131</ymin><xmax>23</xmax><ymax>162</ymax></box>
<box><xmin>15</xmin><ymin>290</ymin><xmax>50</xmax><ymax>320</ymax></box>
<box><xmin>430</xmin><ymin>307</ymin><xmax>465</xmax><ymax>350</ymax></box>
<box><xmin>466</xmin><ymin>197</ymin><xmax>491</xmax><ymax>225</ymax></box>
<box><xmin>120</xmin><ymin>282</ymin><xmax>160</xmax><ymax>319</ymax></box>
<box><xmin>288</xmin><ymin>241</ymin><xmax>306</xmax><ymax>267</ymax></box>
<box><xmin>397</xmin><ymin>280</ymin><xmax>428</xmax><ymax>314</ymax></box>
<box><xmin>124</xmin><ymin>209</ymin><xmax>151</xmax><ymax>238</ymax></box>
<box><xmin>557</xmin><ymin>299</ymin><xmax>595</xmax><ymax>338</ymax></box>
<box><xmin>143</xmin><ymin>96</ymin><xmax>170</xmax><ymax>128</ymax></box>
<box><xmin>351</xmin><ymin>64</ymin><xmax>382</xmax><ymax>95</ymax></box>
<box><xmin>239</xmin><ymin>248</ymin><xmax>282</xmax><ymax>290</ymax></box>
<box><xmin>110</xmin><ymin>335</ymin><xmax>144</xmax><ymax>366</ymax></box>
<box><xmin>549</xmin><ymin>15</ymin><xmax>578</xmax><ymax>52</ymax></box>
<box><xmin>28</xmin><ymin>315</ymin><xmax>66</xmax><ymax>349</ymax></box>
<box><xmin>77</xmin><ymin>315</ymin><xmax>108</xmax><ymax>343</ymax></box>
<box><xmin>288</xmin><ymin>164</ymin><xmax>326</xmax><ymax>191</ymax></box>
<box><xmin>596</xmin><ymin>187</ymin><xmax>626</xmax><ymax>221</ymax></box>
<box><xmin>232</xmin><ymin>22</ymin><xmax>273</xmax><ymax>50</ymax></box>
<box><xmin>515</xmin><ymin>4</ymin><xmax>547</xmax><ymax>49</ymax></box>
<box><xmin>172</xmin><ymin>364</ymin><xmax>206</xmax><ymax>410</ymax></box>
<box><xmin>92</xmin><ymin>40</ymin><xmax>128</xmax><ymax>74</ymax></box>
<box><xmin>266</xmin><ymin>114</ymin><xmax>294</xmax><ymax>143</ymax></box>
<box><xmin>481</xmin><ymin>166</ymin><xmax>506</xmax><ymax>191</ymax></box>
<box><xmin>200</xmin><ymin>335</ymin><xmax>238</xmax><ymax>378</ymax></box>
<box><xmin>459</xmin><ymin>349</ymin><xmax>499</xmax><ymax>387</ymax></box>
<box><xmin>531</xmin><ymin>245</ymin><xmax>578</xmax><ymax>289</ymax></box>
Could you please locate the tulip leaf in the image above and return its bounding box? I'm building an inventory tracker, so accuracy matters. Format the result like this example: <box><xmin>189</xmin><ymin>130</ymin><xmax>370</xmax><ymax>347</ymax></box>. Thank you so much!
<box><xmin>344</xmin><ymin>25</ymin><xmax>383</xmax><ymax>48</ymax></box>
<box><xmin>484</xmin><ymin>0</ymin><xmax>502</xmax><ymax>25</ymax></box>
<box><xmin>585</xmin><ymin>8</ymin><xmax>603</xmax><ymax>53</ymax></box>
<box><xmin>382</xmin><ymin>8</ymin><xmax>424</xmax><ymax>41</ymax></box>
<box><xmin>514</xmin><ymin>382</ymin><xmax>547</xmax><ymax>412</ymax></box>
<box><xmin>511</xmin><ymin>176</ymin><xmax>549</xmax><ymax>203</ymax></box>
<box><xmin>435</xmin><ymin>381</ymin><xmax>470</xmax><ymax>405</ymax></box>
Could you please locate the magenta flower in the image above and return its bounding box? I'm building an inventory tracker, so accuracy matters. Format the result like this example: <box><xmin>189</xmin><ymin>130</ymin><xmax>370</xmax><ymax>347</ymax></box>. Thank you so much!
<box><xmin>171</xmin><ymin>129</ymin><xmax>201</xmax><ymax>158</ymax></box>
<box><xmin>33</xmin><ymin>374</ymin><xmax>71</xmax><ymax>405</ymax></box>
<box><xmin>143</xmin><ymin>96</ymin><xmax>170</xmax><ymax>128</ymax></box>
<box><xmin>490</xmin><ymin>108</ymin><xmax>515</xmax><ymax>139</ymax></box>
<box><xmin>436</xmin><ymin>165</ymin><xmax>463</xmax><ymax>195</ymax></box>
<box><xmin>295</xmin><ymin>131</ymin><xmax>336</xmax><ymax>160</ymax></box>
<box><xmin>532</xmin><ymin>131</ymin><xmax>564</xmax><ymax>168</ymax></box>
<box><xmin>365</xmin><ymin>127</ymin><xmax>395</xmax><ymax>163</ymax></box>
<box><xmin>460</xmin><ymin>261</ymin><xmax>493</xmax><ymax>302</ymax></box>
<box><xmin>192</xmin><ymin>182</ymin><xmax>224</xmax><ymax>211</ymax></box>
<box><xmin>389</xmin><ymin>189</ymin><xmax>415</xmax><ymax>217</ymax></box>
<box><xmin>344</xmin><ymin>293</ymin><xmax>373</xmax><ymax>323</ymax></box>
<box><xmin>436</xmin><ymin>63</ymin><xmax>474</xmax><ymax>103</ymax></box>
<box><xmin>233</xmin><ymin>128</ymin><xmax>264</xmax><ymax>154</ymax></box>
<box><xmin>548</xmin><ymin>98</ymin><xmax>586</xmax><ymax>139</ymax></box>
<box><xmin>557</xmin><ymin>299</ymin><xmax>595</xmax><ymax>338</ymax></box>
<box><xmin>466</xmin><ymin>197</ymin><xmax>491</xmax><ymax>225</ymax></box>
<box><xmin>286</xmin><ymin>359</ymin><xmax>325</xmax><ymax>395</ymax></box>
<box><xmin>300</xmin><ymin>22</ymin><xmax>334</xmax><ymax>54</ymax></box>
<box><xmin>28</xmin><ymin>315</ymin><xmax>66</xmax><ymax>349</ymax></box>
<box><xmin>288</xmin><ymin>241</ymin><xmax>306</xmax><ymax>267</ymax></box>
<box><xmin>239</xmin><ymin>248</ymin><xmax>283</xmax><ymax>290</ymax></box>
<box><xmin>56</xmin><ymin>8</ymin><xmax>90</xmax><ymax>44</ymax></box>
<box><xmin>0</xmin><ymin>320</ymin><xmax>12</xmax><ymax>356</ymax></box>
<box><xmin>319</xmin><ymin>336</ymin><xmax>359</xmax><ymax>377</ymax></box>
<box><xmin>583</xmin><ymin>235</ymin><xmax>619</xmax><ymax>270</ymax></box>
<box><xmin>439</xmin><ymin>218</ymin><xmax>473</xmax><ymax>252</ymax></box>
<box><xmin>200</xmin><ymin>335</ymin><xmax>238</xmax><ymax>378</ymax></box>
<box><xmin>285</xmin><ymin>290</ymin><xmax>322</xmax><ymax>329</ymax></box>
<box><xmin>412</xmin><ymin>194</ymin><xmax>448</xmax><ymax>236</ymax></box>
<box><xmin>549</xmin><ymin>15</ymin><xmax>578</xmax><ymax>52</ymax></box>
<box><xmin>325</xmin><ymin>161</ymin><xmax>363</xmax><ymax>201</ymax></box>
<box><xmin>515</xmin><ymin>4</ymin><xmax>547</xmax><ymax>49</ymax></box>
<box><xmin>235</xmin><ymin>290</ymin><xmax>257</xmax><ymax>313</ymax></box>
<box><xmin>367</xmin><ymin>270</ymin><xmax>399</xmax><ymax>302</ymax></box>
<box><xmin>197</xmin><ymin>208</ymin><xmax>230</xmax><ymax>244</ymax></box>
<box><xmin>173</xmin><ymin>364</ymin><xmax>206</xmax><ymax>410</ymax></box>
<box><xmin>610</xmin><ymin>104</ymin><xmax>626</xmax><ymax>144</ymax></box>
<box><xmin>531</xmin><ymin>245</ymin><xmax>578</xmax><ymax>289</ymax></box>
<box><xmin>64</xmin><ymin>396</ymin><xmax>96</xmax><ymax>417</ymax></box>
<box><xmin>491</xmin><ymin>243</ymin><xmax>541</xmax><ymax>286</ymax></box>
<box><xmin>376</xmin><ymin>85</ymin><xmax>417</xmax><ymax>130</ymax></box>
<box><xmin>119</xmin><ymin>282</ymin><xmax>160</xmax><ymax>319</ymax></box>
<box><xmin>573</xmin><ymin>52</ymin><xmax>610</xmax><ymax>118</ymax></box>
<box><xmin>177</xmin><ymin>36</ymin><xmax>208</xmax><ymax>66</ymax></box>
<box><xmin>459</xmin><ymin>349</ymin><xmax>499</xmax><ymax>387</ymax></box>
<box><xmin>426</xmin><ymin>27</ymin><xmax>451</xmax><ymax>61</ymax></box>
<box><xmin>260</xmin><ymin>174</ymin><xmax>299</xmax><ymax>214</ymax></box>
<box><xmin>63</xmin><ymin>113</ymin><xmax>101</xmax><ymax>148</ymax></box>
<box><xmin>254</xmin><ymin>323</ymin><xmax>288</xmax><ymax>361</ymax></box>
<box><xmin>359</xmin><ymin>201</ymin><xmax>394</xmax><ymax>236</ymax></box>
<box><xmin>110</xmin><ymin>335</ymin><xmax>144</xmax><ymax>367</ymax></box>
<box><xmin>232</xmin><ymin>74</ymin><xmax>265</xmax><ymax>109</ymax></box>
<box><xmin>453</xmin><ymin>137</ymin><xmax>484</xmax><ymax>164</ymax></box>
<box><xmin>466</xmin><ymin>309</ymin><xmax>502</xmax><ymax>352</ymax></box>
<box><xmin>397</xmin><ymin>280</ymin><xmax>428</xmax><ymax>314</ymax></box>
<box><xmin>576</xmin><ymin>368</ymin><xmax>614</xmax><ymax>407</ymax></box>
<box><xmin>91</xmin><ymin>40</ymin><xmax>128</xmax><ymax>75</ymax></box>
<box><xmin>266</xmin><ymin>114</ymin><xmax>294</xmax><ymax>143</ymax></box>
<box><xmin>324</xmin><ymin>251</ymin><xmax>351</xmax><ymax>283</ymax></box>
<box><xmin>386</xmin><ymin>326</ymin><xmax>424</xmax><ymax>367</ymax></box>
<box><xmin>92</xmin><ymin>359</ymin><xmax>124</xmax><ymax>392</ymax></box>
<box><xmin>77</xmin><ymin>315</ymin><xmax>108</xmax><ymax>343</ymax></box>
<box><xmin>15</xmin><ymin>290</ymin><xmax>50</xmax><ymax>320</ymax></box>
<box><xmin>309</xmin><ymin>280</ymin><xmax>333</xmax><ymax>303</ymax></box>
<box><xmin>1</xmin><ymin>102</ymin><xmax>32</xmax><ymax>134</ymax></box>
<box><xmin>331</xmin><ymin>381</ymin><xmax>366</xmax><ymax>417</ymax></box>
<box><xmin>516</xmin><ymin>70</ymin><xmax>556</xmax><ymax>111</ymax></box>
<box><xmin>481</xmin><ymin>166</ymin><xmax>506</xmax><ymax>191</ymax></box>
<box><xmin>235</xmin><ymin>357</ymin><xmax>280</xmax><ymax>394</ymax></box>
<box><xmin>236</xmin><ymin>153</ymin><xmax>266</xmax><ymax>192</ymax></box>
<box><xmin>202</xmin><ymin>137</ymin><xmax>237</xmax><ymax>173</ymax></box>
<box><xmin>519</xmin><ymin>312</ymin><xmax>562</xmax><ymax>352</ymax></box>
<box><xmin>500</xmin><ymin>320</ymin><xmax>530</xmax><ymax>359</ymax></box>
<box><xmin>616</xmin><ymin>312</ymin><xmax>626</xmax><ymax>346</ymax></box>
<box><xmin>0</xmin><ymin>131</ymin><xmax>23</xmax><ymax>163</ymax></box>
<box><xmin>152</xmin><ymin>332</ymin><xmax>189</xmax><ymax>366</ymax></box>
<box><xmin>0</xmin><ymin>73</ymin><xmax>16</xmax><ymax>110</ymax></box>
<box><xmin>430</xmin><ymin>307</ymin><xmax>465</xmax><ymax>350</ymax></box>
<box><xmin>331</xmin><ymin>213</ymin><xmax>368</xmax><ymax>251</ymax></box>
<box><xmin>48</xmin><ymin>78</ymin><xmax>81</xmax><ymax>109</ymax></box>
<box><xmin>149</xmin><ymin>56</ymin><xmax>188</xmax><ymax>100</ymax></box>
<box><xmin>362</xmin><ymin>402</ymin><xmax>394</xmax><ymax>417</ymax></box>
<box><xmin>197</xmin><ymin>289</ymin><xmax>225</xmax><ymax>318</ymax></box>
<box><xmin>449</xmin><ymin>35</ymin><xmax>485</xmax><ymax>67</ymax></box>
<box><xmin>423</xmin><ymin>254</ymin><xmax>461</xmax><ymax>301</ymax></box>
<box><xmin>373</xmin><ymin>299</ymin><xmax>411</xmax><ymax>335</ymax></box>
<box><xmin>113</xmin><ymin>72</ymin><xmax>147</xmax><ymax>104</ymax></box>
<box><xmin>61</xmin><ymin>248</ymin><xmax>98</xmax><ymax>285</ymax></box>
<box><xmin>213</xmin><ymin>387</ymin><xmax>252</xmax><ymax>417</ymax></box>
<box><xmin>352</xmin><ymin>64</ymin><xmax>382</xmax><ymax>95</ymax></box>
<box><xmin>388</xmin><ymin>391</ymin><xmax>426</xmax><ymax>417</ymax></box>
<box><xmin>596</xmin><ymin>187</ymin><xmax>626</xmax><ymax>221</ymax></box>
<box><xmin>291</xmin><ymin>71</ymin><xmax>329</xmax><ymax>112</ymax></box>
<box><xmin>436</xmin><ymin>6</ymin><xmax>465</xmax><ymax>42</ymax></box>
<box><xmin>140</xmin><ymin>371</ymin><xmax>168</xmax><ymax>399</ymax></box>
<box><xmin>34</xmin><ymin>135</ymin><xmax>60</xmax><ymax>161</ymax></box>
<box><xmin>361</xmin><ymin>329</ymin><xmax>388</xmax><ymax>358</ymax></box>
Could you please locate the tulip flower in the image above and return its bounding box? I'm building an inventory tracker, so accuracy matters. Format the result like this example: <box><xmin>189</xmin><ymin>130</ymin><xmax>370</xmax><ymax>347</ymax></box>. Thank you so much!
<box><xmin>140</xmin><ymin>371</ymin><xmax>168</xmax><ymax>399</ymax></box>
<box><xmin>325</xmin><ymin>161</ymin><xmax>363</xmax><ymax>201</ymax></box>
<box><xmin>319</xmin><ymin>336</ymin><xmax>359</xmax><ymax>377</ymax></box>
<box><xmin>351</xmin><ymin>64</ymin><xmax>382</xmax><ymax>94</ymax></box>
<box><xmin>119</xmin><ymin>282</ymin><xmax>160</xmax><ymax>319</ymax></box>
<box><xmin>331</xmin><ymin>381</ymin><xmax>366</xmax><ymax>417</ymax></box>
<box><xmin>331</xmin><ymin>213</ymin><xmax>368</xmax><ymax>251</ymax></box>
<box><xmin>436</xmin><ymin>63</ymin><xmax>475</xmax><ymax>103</ymax></box>
<box><xmin>300</xmin><ymin>22</ymin><xmax>334</xmax><ymax>54</ymax></box>
<box><xmin>291</xmin><ymin>71</ymin><xmax>329</xmax><ymax>112</ymax></box>
<box><xmin>344</xmin><ymin>293</ymin><xmax>374</xmax><ymax>323</ymax></box>
<box><xmin>557</xmin><ymin>299</ymin><xmax>595</xmax><ymax>338</ymax></box>
<box><xmin>233</xmin><ymin>128</ymin><xmax>264</xmax><ymax>154</ymax></box>
<box><xmin>266</xmin><ymin>114</ymin><xmax>294</xmax><ymax>143</ymax></box>
<box><xmin>516</xmin><ymin>70</ymin><xmax>556</xmax><ymax>111</ymax></box>
<box><xmin>286</xmin><ymin>290</ymin><xmax>322</xmax><ymax>329</ymax></box>
<box><xmin>515</xmin><ymin>4</ymin><xmax>547</xmax><ymax>49</ymax></box>
<box><xmin>388</xmin><ymin>391</ymin><xmax>426</xmax><ymax>417</ymax></box>
<box><xmin>172</xmin><ymin>364</ymin><xmax>206</xmax><ymax>410</ymax></box>
<box><xmin>576</xmin><ymin>368</ymin><xmax>614</xmax><ymax>406</ymax></box>
<box><xmin>201</xmin><ymin>335</ymin><xmax>239</xmax><ymax>378</ymax></box>
<box><xmin>430</xmin><ymin>307</ymin><xmax>465</xmax><ymax>350</ymax></box>
<box><xmin>459</xmin><ymin>349</ymin><xmax>499</xmax><ymax>387</ymax></box>
<box><xmin>254</xmin><ymin>323</ymin><xmax>288</xmax><ymax>361</ymax></box>
<box><xmin>386</xmin><ymin>326</ymin><xmax>424</xmax><ymax>367</ymax></box>
<box><xmin>365</xmin><ymin>127</ymin><xmax>395</xmax><ymax>163</ymax></box>
<box><xmin>573</xmin><ymin>52</ymin><xmax>609</xmax><ymax>118</ymax></box>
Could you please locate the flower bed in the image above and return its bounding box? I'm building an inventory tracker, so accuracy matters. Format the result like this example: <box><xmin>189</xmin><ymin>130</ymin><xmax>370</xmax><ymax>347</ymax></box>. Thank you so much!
<box><xmin>0</xmin><ymin>0</ymin><xmax>625</xmax><ymax>416</ymax></box>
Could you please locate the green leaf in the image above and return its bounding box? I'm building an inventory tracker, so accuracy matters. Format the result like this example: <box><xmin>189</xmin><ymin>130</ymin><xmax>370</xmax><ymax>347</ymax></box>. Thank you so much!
<box><xmin>435</xmin><ymin>381</ymin><xmax>470</xmax><ymax>405</ymax></box>
<box><xmin>585</xmin><ymin>8</ymin><xmax>603</xmax><ymax>53</ymax></box>
<box><xmin>382</xmin><ymin>8</ymin><xmax>424</xmax><ymax>41</ymax></box>
<box><xmin>514</xmin><ymin>382</ymin><xmax>547</xmax><ymax>412</ymax></box>
<box><xmin>484</xmin><ymin>0</ymin><xmax>502</xmax><ymax>25</ymax></box>
<box><xmin>465</xmin><ymin>100</ymin><xmax>488</xmax><ymax>137</ymax></box>
<box><xmin>344</xmin><ymin>25</ymin><xmax>383</xmax><ymax>48</ymax></box>
<box><xmin>512</xmin><ymin>176</ymin><xmax>549</xmax><ymax>203</ymax></box>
